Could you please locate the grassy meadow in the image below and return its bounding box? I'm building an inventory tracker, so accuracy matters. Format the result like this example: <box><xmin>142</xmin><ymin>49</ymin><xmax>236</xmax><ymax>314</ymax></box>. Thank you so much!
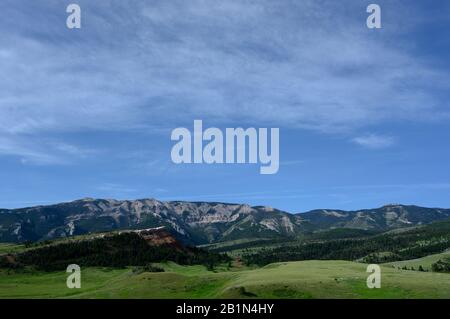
<box><xmin>0</xmin><ymin>243</ymin><xmax>27</xmax><ymax>255</ymax></box>
<box><xmin>384</xmin><ymin>250</ymin><xmax>450</xmax><ymax>271</ymax></box>
<box><xmin>0</xmin><ymin>260</ymin><xmax>449</xmax><ymax>299</ymax></box>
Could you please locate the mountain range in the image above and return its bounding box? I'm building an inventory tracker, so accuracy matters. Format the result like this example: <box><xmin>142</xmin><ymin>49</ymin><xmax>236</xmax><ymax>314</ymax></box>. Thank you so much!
<box><xmin>1</xmin><ymin>198</ymin><xmax>449</xmax><ymax>244</ymax></box>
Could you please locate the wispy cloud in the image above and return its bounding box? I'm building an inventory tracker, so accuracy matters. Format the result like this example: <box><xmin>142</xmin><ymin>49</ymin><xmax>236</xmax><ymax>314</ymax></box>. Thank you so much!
<box><xmin>0</xmin><ymin>1</ymin><xmax>449</xmax><ymax>165</ymax></box>
<box><xmin>0</xmin><ymin>135</ymin><xmax>95</xmax><ymax>165</ymax></box>
<box><xmin>1</xmin><ymin>1</ymin><xmax>449</xmax><ymax>131</ymax></box>
<box><xmin>0</xmin><ymin>136</ymin><xmax>62</xmax><ymax>165</ymax></box>
<box><xmin>351</xmin><ymin>134</ymin><xmax>395</xmax><ymax>149</ymax></box>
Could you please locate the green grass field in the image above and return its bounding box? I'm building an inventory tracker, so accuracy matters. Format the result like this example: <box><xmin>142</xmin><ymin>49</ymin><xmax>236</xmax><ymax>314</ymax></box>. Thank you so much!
<box><xmin>384</xmin><ymin>250</ymin><xmax>450</xmax><ymax>271</ymax></box>
<box><xmin>1</xmin><ymin>260</ymin><xmax>449</xmax><ymax>299</ymax></box>
<box><xmin>0</xmin><ymin>243</ymin><xmax>27</xmax><ymax>255</ymax></box>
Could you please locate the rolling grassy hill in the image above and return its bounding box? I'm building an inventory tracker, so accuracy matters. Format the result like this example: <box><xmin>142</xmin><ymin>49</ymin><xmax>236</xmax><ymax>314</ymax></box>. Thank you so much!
<box><xmin>0</xmin><ymin>260</ymin><xmax>449</xmax><ymax>299</ymax></box>
<box><xmin>384</xmin><ymin>250</ymin><xmax>450</xmax><ymax>271</ymax></box>
<box><xmin>0</xmin><ymin>243</ymin><xmax>26</xmax><ymax>255</ymax></box>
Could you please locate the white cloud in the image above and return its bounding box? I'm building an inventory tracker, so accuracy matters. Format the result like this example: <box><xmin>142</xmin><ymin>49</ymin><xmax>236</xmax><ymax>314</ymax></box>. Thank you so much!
<box><xmin>351</xmin><ymin>134</ymin><xmax>395</xmax><ymax>149</ymax></box>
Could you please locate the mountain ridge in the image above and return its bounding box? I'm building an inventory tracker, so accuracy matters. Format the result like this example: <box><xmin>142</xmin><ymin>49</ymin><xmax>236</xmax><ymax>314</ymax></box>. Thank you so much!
<box><xmin>0</xmin><ymin>198</ymin><xmax>449</xmax><ymax>244</ymax></box>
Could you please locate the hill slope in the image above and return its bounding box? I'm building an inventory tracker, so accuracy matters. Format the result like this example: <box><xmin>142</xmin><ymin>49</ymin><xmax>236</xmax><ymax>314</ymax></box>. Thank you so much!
<box><xmin>241</xmin><ymin>219</ymin><xmax>450</xmax><ymax>266</ymax></box>
<box><xmin>384</xmin><ymin>250</ymin><xmax>450</xmax><ymax>271</ymax></box>
<box><xmin>0</xmin><ymin>227</ymin><xmax>229</xmax><ymax>271</ymax></box>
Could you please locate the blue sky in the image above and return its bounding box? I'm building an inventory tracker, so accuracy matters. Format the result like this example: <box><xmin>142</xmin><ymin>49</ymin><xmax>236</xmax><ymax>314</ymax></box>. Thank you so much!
<box><xmin>0</xmin><ymin>0</ymin><xmax>449</xmax><ymax>212</ymax></box>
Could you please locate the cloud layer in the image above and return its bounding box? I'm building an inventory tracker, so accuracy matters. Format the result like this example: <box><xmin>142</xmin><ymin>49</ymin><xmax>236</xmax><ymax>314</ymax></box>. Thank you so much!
<box><xmin>0</xmin><ymin>0</ymin><xmax>449</xmax><ymax>163</ymax></box>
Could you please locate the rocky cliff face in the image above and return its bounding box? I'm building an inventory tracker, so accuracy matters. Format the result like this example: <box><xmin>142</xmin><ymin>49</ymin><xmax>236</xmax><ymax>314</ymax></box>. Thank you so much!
<box><xmin>0</xmin><ymin>199</ymin><xmax>449</xmax><ymax>244</ymax></box>
<box><xmin>299</xmin><ymin>204</ymin><xmax>450</xmax><ymax>230</ymax></box>
<box><xmin>0</xmin><ymin>198</ymin><xmax>301</xmax><ymax>244</ymax></box>
<box><xmin>123</xmin><ymin>227</ymin><xmax>182</xmax><ymax>249</ymax></box>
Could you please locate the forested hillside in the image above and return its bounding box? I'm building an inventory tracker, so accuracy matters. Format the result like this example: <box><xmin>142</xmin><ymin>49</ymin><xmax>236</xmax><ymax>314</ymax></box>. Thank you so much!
<box><xmin>0</xmin><ymin>232</ymin><xmax>230</xmax><ymax>271</ymax></box>
<box><xmin>241</xmin><ymin>219</ymin><xmax>450</xmax><ymax>266</ymax></box>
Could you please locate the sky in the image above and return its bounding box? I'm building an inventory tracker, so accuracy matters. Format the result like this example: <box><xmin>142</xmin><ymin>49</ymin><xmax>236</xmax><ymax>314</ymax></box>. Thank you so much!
<box><xmin>0</xmin><ymin>0</ymin><xmax>449</xmax><ymax>212</ymax></box>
